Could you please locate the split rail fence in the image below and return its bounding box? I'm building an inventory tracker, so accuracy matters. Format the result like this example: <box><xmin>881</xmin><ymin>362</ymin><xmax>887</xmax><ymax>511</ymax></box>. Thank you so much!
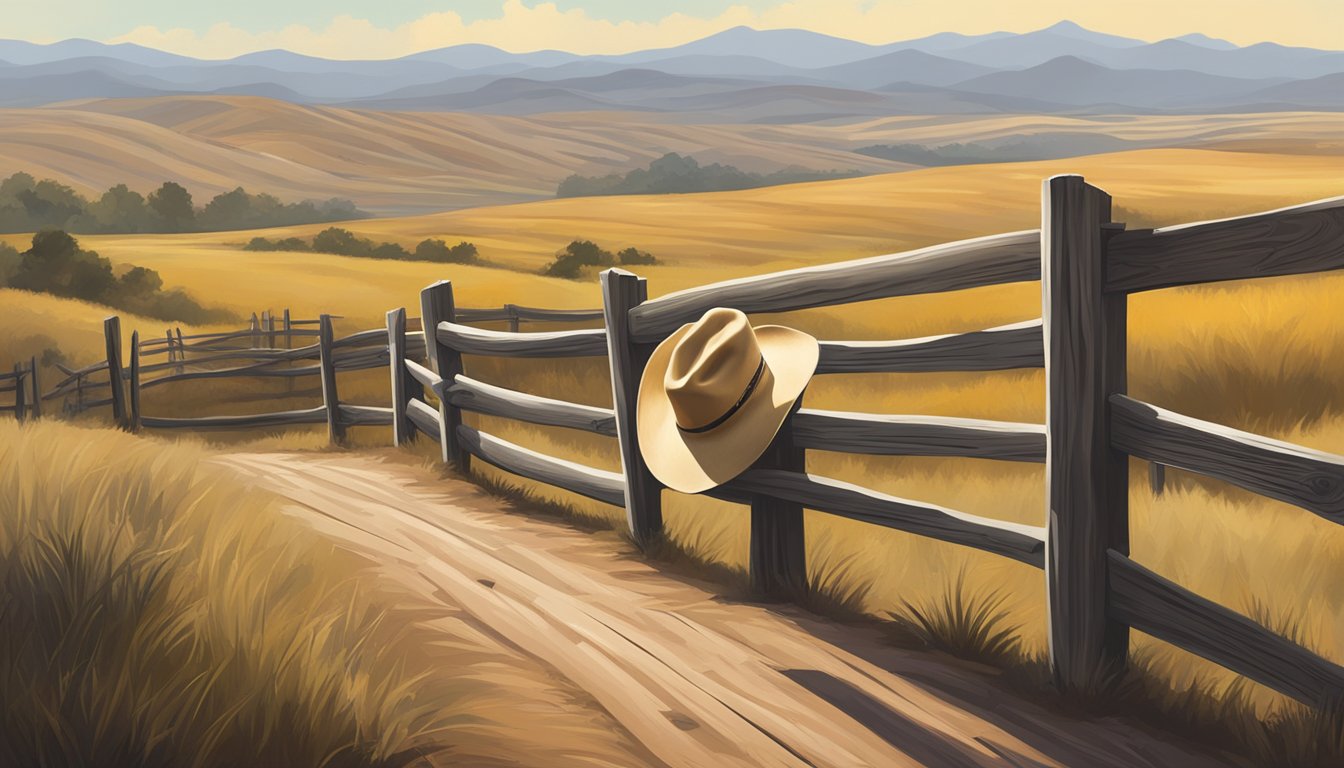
<box><xmin>8</xmin><ymin>175</ymin><xmax>1344</xmax><ymax>711</ymax></box>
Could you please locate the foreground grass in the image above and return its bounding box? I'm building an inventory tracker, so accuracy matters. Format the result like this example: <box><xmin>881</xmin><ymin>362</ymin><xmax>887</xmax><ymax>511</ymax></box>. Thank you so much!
<box><xmin>0</xmin><ymin>419</ymin><xmax>647</xmax><ymax>767</ymax></box>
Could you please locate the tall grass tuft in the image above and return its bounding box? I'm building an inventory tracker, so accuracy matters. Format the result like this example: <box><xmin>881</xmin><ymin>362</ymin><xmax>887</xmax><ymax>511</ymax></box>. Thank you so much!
<box><xmin>885</xmin><ymin>568</ymin><xmax>1023</xmax><ymax>666</ymax></box>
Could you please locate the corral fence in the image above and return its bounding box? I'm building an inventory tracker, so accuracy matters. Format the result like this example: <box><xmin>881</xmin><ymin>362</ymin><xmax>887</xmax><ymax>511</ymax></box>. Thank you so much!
<box><xmin>0</xmin><ymin>356</ymin><xmax>40</xmax><ymax>421</ymax></box>
<box><xmin>7</xmin><ymin>174</ymin><xmax>1344</xmax><ymax>712</ymax></box>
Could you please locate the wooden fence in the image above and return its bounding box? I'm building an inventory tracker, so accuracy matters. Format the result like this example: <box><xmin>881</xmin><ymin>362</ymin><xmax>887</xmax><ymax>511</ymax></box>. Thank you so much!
<box><xmin>0</xmin><ymin>356</ymin><xmax>40</xmax><ymax>422</ymax></box>
<box><xmin>391</xmin><ymin>176</ymin><xmax>1344</xmax><ymax>710</ymax></box>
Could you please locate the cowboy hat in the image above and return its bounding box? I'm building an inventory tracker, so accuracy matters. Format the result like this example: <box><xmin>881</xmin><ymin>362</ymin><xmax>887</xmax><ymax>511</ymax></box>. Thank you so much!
<box><xmin>637</xmin><ymin>307</ymin><xmax>818</xmax><ymax>494</ymax></box>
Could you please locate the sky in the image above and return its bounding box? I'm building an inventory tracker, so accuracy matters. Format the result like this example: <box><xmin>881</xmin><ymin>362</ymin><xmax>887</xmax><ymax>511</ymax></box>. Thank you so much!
<box><xmin>4</xmin><ymin>0</ymin><xmax>1342</xmax><ymax>58</ymax></box>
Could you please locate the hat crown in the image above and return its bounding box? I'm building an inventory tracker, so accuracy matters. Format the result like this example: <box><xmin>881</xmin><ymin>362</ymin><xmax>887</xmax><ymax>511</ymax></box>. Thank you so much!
<box><xmin>664</xmin><ymin>308</ymin><xmax>770</xmax><ymax>431</ymax></box>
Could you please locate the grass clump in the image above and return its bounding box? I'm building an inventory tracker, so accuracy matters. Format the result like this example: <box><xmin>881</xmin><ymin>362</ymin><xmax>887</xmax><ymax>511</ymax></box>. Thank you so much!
<box><xmin>884</xmin><ymin>568</ymin><xmax>1023</xmax><ymax>666</ymax></box>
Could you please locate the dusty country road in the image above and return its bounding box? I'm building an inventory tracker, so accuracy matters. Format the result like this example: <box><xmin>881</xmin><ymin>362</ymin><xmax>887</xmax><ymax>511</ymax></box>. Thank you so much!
<box><xmin>217</xmin><ymin>452</ymin><xmax>1230</xmax><ymax>768</ymax></box>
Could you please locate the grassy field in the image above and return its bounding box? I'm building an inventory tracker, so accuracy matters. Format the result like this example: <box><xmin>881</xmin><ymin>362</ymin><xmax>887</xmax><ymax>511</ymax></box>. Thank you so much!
<box><xmin>4</xmin><ymin>144</ymin><xmax>1344</xmax><ymax>741</ymax></box>
<box><xmin>0</xmin><ymin>418</ymin><xmax>652</xmax><ymax>767</ymax></box>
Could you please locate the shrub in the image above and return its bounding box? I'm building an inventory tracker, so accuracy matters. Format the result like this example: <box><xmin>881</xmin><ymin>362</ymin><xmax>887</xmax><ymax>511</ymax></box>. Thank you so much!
<box><xmin>415</xmin><ymin>238</ymin><xmax>478</xmax><ymax>264</ymax></box>
<box><xmin>544</xmin><ymin>240</ymin><xmax>656</xmax><ymax>278</ymax></box>
<box><xmin>618</xmin><ymin>247</ymin><xmax>657</xmax><ymax>266</ymax></box>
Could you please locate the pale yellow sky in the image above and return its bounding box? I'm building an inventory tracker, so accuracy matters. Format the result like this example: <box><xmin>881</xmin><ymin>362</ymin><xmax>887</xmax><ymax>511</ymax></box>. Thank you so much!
<box><xmin>100</xmin><ymin>0</ymin><xmax>1343</xmax><ymax>60</ymax></box>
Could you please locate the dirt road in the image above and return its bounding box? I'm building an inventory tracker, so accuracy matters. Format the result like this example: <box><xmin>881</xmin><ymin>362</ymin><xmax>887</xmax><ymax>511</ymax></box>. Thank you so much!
<box><xmin>218</xmin><ymin>452</ymin><xmax>1229</xmax><ymax>768</ymax></box>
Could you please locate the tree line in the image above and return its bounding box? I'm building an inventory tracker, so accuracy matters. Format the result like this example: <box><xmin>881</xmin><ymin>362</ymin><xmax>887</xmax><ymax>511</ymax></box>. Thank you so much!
<box><xmin>556</xmin><ymin>153</ymin><xmax>863</xmax><ymax>198</ymax></box>
<box><xmin>0</xmin><ymin>172</ymin><xmax>367</xmax><ymax>234</ymax></box>
<box><xmin>0</xmin><ymin>231</ymin><xmax>230</xmax><ymax>324</ymax></box>
<box><xmin>244</xmin><ymin>229</ymin><xmax>479</xmax><ymax>264</ymax></box>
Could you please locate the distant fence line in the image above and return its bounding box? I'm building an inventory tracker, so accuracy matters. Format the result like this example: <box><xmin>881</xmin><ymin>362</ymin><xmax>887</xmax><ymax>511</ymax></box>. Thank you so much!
<box><xmin>8</xmin><ymin>176</ymin><xmax>1344</xmax><ymax>712</ymax></box>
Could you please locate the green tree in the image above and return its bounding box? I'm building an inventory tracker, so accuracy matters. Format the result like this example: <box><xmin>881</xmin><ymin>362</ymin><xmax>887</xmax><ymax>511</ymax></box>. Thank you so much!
<box><xmin>84</xmin><ymin>184</ymin><xmax>153</xmax><ymax>233</ymax></box>
<box><xmin>198</xmin><ymin>187</ymin><xmax>253</xmax><ymax>230</ymax></box>
<box><xmin>147</xmin><ymin>182</ymin><xmax>195</xmax><ymax>232</ymax></box>
<box><xmin>11</xmin><ymin>230</ymin><xmax>117</xmax><ymax>301</ymax></box>
<box><xmin>414</xmin><ymin>239</ymin><xmax>479</xmax><ymax>264</ymax></box>
<box><xmin>312</xmin><ymin>227</ymin><xmax>365</xmax><ymax>255</ymax></box>
<box><xmin>618</xmin><ymin>247</ymin><xmax>657</xmax><ymax>266</ymax></box>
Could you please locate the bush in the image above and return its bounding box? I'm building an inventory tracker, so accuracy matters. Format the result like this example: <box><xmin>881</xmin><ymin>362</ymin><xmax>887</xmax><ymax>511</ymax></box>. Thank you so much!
<box><xmin>544</xmin><ymin>240</ymin><xmax>656</xmax><ymax>279</ymax></box>
<box><xmin>243</xmin><ymin>236</ymin><xmax>311</xmax><ymax>252</ymax></box>
<box><xmin>618</xmin><ymin>247</ymin><xmax>657</xmax><ymax>266</ymax></box>
<box><xmin>415</xmin><ymin>238</ymin><xmax>478</xmax><ymax>264</ymax></box>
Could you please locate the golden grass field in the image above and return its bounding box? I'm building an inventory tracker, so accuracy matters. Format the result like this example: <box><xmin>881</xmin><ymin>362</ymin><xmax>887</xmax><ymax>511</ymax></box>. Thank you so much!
<box><xmin>4</xmin><ymin>142</ymin><xmax>1344</xmax><ymax>752</ymax></box>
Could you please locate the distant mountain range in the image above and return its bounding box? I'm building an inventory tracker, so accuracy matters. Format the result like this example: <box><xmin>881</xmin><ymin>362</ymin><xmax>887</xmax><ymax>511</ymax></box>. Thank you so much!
<box><xmin>0</xmin><ymin>21</ymin><xmax>1341</xmax><ymax>118</ymax></box>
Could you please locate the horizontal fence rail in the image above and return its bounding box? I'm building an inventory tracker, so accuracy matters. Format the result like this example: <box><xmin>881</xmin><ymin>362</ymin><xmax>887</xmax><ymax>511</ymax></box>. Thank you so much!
<box><xmin>816</xmin><ymin>319</ymin><xmax>1044</xmax><ymax>374</ymax></box>
<box><xmin>437</xmin><ymin>323</ymin><xmax>610</xmax><ymax>358</ymax></box>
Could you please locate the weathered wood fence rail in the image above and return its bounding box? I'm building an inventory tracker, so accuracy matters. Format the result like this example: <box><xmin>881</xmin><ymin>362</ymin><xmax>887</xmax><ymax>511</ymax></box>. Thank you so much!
<box><xmin>389</xmin><ymin>177</ymin><xmax>1344</xmax><ymax>710</ymax></box>
<box><xmin>10</xmin><ymin>178</ymin><xmax>1344</xmax><ymax>711</ymax></box>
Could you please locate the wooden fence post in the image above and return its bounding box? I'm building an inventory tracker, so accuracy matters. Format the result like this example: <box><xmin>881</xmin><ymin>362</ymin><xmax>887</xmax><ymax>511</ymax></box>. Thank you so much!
<box><xmin>104</xmin><ymin>316</ymin><xmax>127</xmax><ymax>429</ymax></box>
<box><xmin>250</xmin><ymin>312</ymin><xmax>260</xmax><ymax>348</ymax></box>
<box><xmin>175</xmin><ymin>328</ymin><xmax>185</xmax><ymax>372</ymax></box>
<box><xmin>318</xmin><ymin>314</ymin><xmax>345</xmax><ymax>446</ymax></box>
<box><xmin>265</xmin><ymin>310</ymin><xmax>277</xmax><ymax>348</ymax></box>
<box><xmin>282</xmin><ymin>309</ymin><xmax>292</xmax><ymax>349</ymax></box>
<box><xmin>601</xmin><ymin>268</ymin><xmax>663</xmax><ymax>548</ymax></box>
<box><xmin>27</xmin><ymin>355</ymin><xmax>40</xmax><ymax>420</ymax></box>
<box><xmin>128</xmin><ymin>330</ymin><xmax>142</xmax><ymax>433</ymax></box>
<box><xmin>750</xmin><ymin>403</ymin><xmax>807</xmax><ymax>598</ymax></box>
<box><xmin>506</xmin><ymin>304</ymin><xmax>520</xmax><ymax>333</ymax></box>
<box><xmin>1149</xmin><ymin>462</ymin><xmax>1166</xmax><ymax>496</ymax></box>
<box><xmin>1043</xmin><ymin>174</ymin><xmax>1129</xmax><ymax>691</ymax></box>
<box><xmin>12</xmin><ymin>363</ymin><xmax>25</xmax><ymax>423</ymax></box>
<box><xmin>420</xmin><ymin>281</ymin><xmax>468</xmax><ymax>469</ymax></box>
<box><xmin>386</xmin><ymin>307</ymin><xmax>422</xmax><ymax>446</ymax></box>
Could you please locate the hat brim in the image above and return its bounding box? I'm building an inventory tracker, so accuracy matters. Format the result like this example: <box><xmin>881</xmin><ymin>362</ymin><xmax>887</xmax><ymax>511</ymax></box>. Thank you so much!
<box><xmin>637</xmin><ymin>324</ymin><xmax>818</xmax><ymax>494</ymax></box>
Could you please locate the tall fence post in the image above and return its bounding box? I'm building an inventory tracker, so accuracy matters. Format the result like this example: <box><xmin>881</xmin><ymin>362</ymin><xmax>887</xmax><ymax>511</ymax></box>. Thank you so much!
<box><xmin>250</xmin><ymin>312</ymin><xmax>260</xmax><ymax>348</ymax></box>
<box><xmin>386</xmin><ymin>307</ymin><xmax>422</xmax><ymax>446</ymax></box>
<box><xmin>282</xmin><ymin>309</ymin><xmax>292</xmax><ymax>349</ymax></box>
<box><xmin>128</xmin><ymin>330</ymin><xmax>142</xmax><ymax>433</ymax></box>
<box><xmin>420</xmin><ymin>281</ymin><xmax>468</xmax><ymax>470</ymax></box>
<box><xmin>27</xmin><ymin>355</ymin><xmax>40</xmax><ymax>420</ymax></box>
<box><xmin>104</xmin><ymin>316</ymin><xmax>127</xmax><ymax>429</ymax></box>
<box><xmin>750</xmin><ymin>403</ymin><xmax>807</xmax><ymax>598</ymax></box>
<box><xmin>175</xmin><ymin>327</ymin><xmax>185</xmax><ymax>372</ymax></box>
<box><xmin>601</xmin><ymin>268</ymin><xmax>663</xmax><ymax>548</ymax></box>
<box><xmin>1043</xmin><ymin>173</ymin><xmax>1129</xmax><ymax>692</ymax></box>
<box><xmin>318</xmin><ymin>314</ymin><xmax>346</xmax><ymax>446</ymax></box>
<box><xmin>12</xmin><ymin>363</ymin><xmax>25</xmax><ymax>423</ymax></box>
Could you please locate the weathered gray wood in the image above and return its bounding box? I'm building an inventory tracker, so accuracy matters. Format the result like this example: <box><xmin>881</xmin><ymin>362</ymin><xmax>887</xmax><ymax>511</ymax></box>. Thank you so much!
<box><xmin>507</xmin><ymin>304</ymin><xmax>520</xmax><ymax>333</ymax></box>
<box><xmin>407</xmin><ymin>398</ymin><xmax>443</xmax><ymax>442</ymax></box>
<box><xmin>282</xmin><ymin>310</ymin><xmax>292</xmax><ymax>349</ymax></box>
<box><xmin>456</xmin><ymin>424</ymin><xmax>626</xmax><ymax>507</ymax></box>
<box><xmin>1108</xmin><ymin>550</ymin><xmax>1344</xmax><ymax>707</ymax></box>
<box><xmin>142</xmin><ymin>406</ymin><xmax>327</xmax><ymax>430</ymax></box>
<box><xmin>27</xmin><ymin>356</ymin><xmax>39</xmax><ymax>420</ymax></box>
<box><xmin>138</xmin><ymin>362</ymin><xmax>321</xmax><ymax>389</ymax></box>
<box><xmin>12</xmin><ymin>364</ymin><xmax>25</xmax><ymax>422</ymax></box>
<box><xmin>104</xmin><ymin>316</ymin><xmax>128</xmax><ymax>429</ymax></box>
<box><xmin>453</xmin><ymin>307</ymin><xmax>512</xmax><ymax>323</ymax></box>
<box><xmin>387</xmin><ymin>307</ymin><xmax>421</xmax><ymax>446</ymax></box>
<box><xmin>511</xmin><ymin>306</ymin><xmax>605</xmax><ymax>322</ymax></box>
<box><xmin>175</xmin><ymin>327</ymin><xmax>186</xmax><ymax>371</ymax></box>
<box><xmin>1043</xmin><ymin>174</ymin><xmax>1129</xmax><ymax>689</ymax></box>
<box><xmin>628</xmin><ymin>229</ymin><xmax>1041</xmax><ymax>342</ymax></box>
<box><xmin>128</xmin><ymin>331</ymin><xmax>142</xmax><ymax>433</ymax></box>
<box><xmin>448</xmin><ymin>374</ymin><xmax>617</xmax><ymax>436</ymax></box>
<box><xmin>250</xmin><ymin>312</ymin><xmax>260</xmax><ymax>348</ymax></box>
<box><xmin>331</xmin><ymin>328</ymin><xmax>388</xmax><ymax>349</ymax></box>
<box><xmin>792</xmin><ymin>409</ymin><xmax>1045</xmax><ymax>462</ymax></box>
<box><xmin>1110</xmin><ymin>395</ymin><xmax>1344</xmax><ymax>523</ymax></box>
<box><xmin>750</xmin><ymin>406</ymin><xmax>807</xmax><ymax>599</ymax></box>
<box><xmin>265</xmin><ymin>310</ymin><xmax>276</xmax><ymax>348</ymax></box>
<box><xmin>1107</xmin><ymin>196</ymin><xmax>1344</xmax><ymax>294</ymax></box>
<box><xmin>816</xmin><ymin>319</ymin><xmax>1043</xmax><ymax>374</ymax></box>
<box><xmin>338</xmin><ymin>404</ymin><xmax>395</xmax><ymax>427</ymax></box>
<box><xmin>601</xmin><ymin>268</ymin><xmax>664</xmax><ymax>548</ymax></box>
<box><xmin>318</xmin><ymin>314</ymin><xmax>345</xmax><ymax>446</ymax></box>
<box><xmin>404</xmin><ymin>359</ymin><xmax>442</xmax><ymax>392</ymax></box>
<box><xmin>422</xmin><ymin>281</ymin><xmax>468</xmax><ymax>470</ymax></box>
<box><xmin>437</xmin><ymin>322</ymin><xmax>609</xmax><ymax>358</ymax></box>
<box><xmin>716</xmin><ymin>470</ymin><xmax>1046</xmax><ymax>567</ymax></box>
<box><xmin>1149</xmin><ymin>462</ymin><xmax>1167</xmax><ymax>496</ymax></box>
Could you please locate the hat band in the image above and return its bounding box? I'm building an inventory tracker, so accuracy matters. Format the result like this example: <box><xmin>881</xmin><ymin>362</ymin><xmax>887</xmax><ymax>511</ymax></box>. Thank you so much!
<box><xmin>677</xmin><ymin>356</ymin><xmax>766</xmax><ymax>434</ymax></box>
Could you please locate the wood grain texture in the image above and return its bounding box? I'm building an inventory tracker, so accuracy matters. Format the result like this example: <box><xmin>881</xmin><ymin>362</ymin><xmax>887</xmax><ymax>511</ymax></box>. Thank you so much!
<box><xmin>387</xmin><ymin>308</ymin><xmax>420</xmax><ymax>446</ymax></box>
<box><xmin>338</xmin><ymin>404</ymin><xmax>395</xmax><ymax>427</ymax></box>
<box><xmin>1042</xmin><ymin>174</ymin><xmax>1129</xmax><ymax>688</ymax></box>
<box><xmin>437</xmin><ymin>322</ymin><xmax>609</xmax><ymax>358</ymax></box>
<box><xmin>26</xmin><ymin>356</ymin><xmax>39</xmax><ymax>420</ymax></box>
<box><xmin>1108</xmin><ymin>551</ymin><xmax>1344</xmax><ymax>707</ymax></box>
<box><xmin>816</xmin><ymin>319</ymin><xmax>1043</xmax><ymax>374</ymax></box>
<box><xmin>11</xmin><ymin>364</ymin><xmax>25</xmax><ymax>422</ymax></box>
<box><xmin>422</xmin><ymin>281</ymin><xmax>467</xmax><ymax>470</ymax></box>
<box><xmin>447</xmin><ymin>374</ymin><xmax>617</xmax><ymax>436</ymax></box>
<box><xmin>128</xmin><ymin>331</ymin><xmax>141</xmax><ymax>433</ymax></box>
<box><xmin>750</xmin><ymin>407</ymin><xmax>807</xmax><ymax>599</ymax></box>
<box><xmin>407</xmin><ymin>397</ymin><xmax>443</xmax><ymax>443</ymax></box>
<box><xmin>318</xmin><ymin>314</ymin><xmax>346</xmax><ymax>446</ymax></box>
<box><xmin>1110</xmin><ymin>395</ymin><xmax>1344</xmax><ymax>523</ymax></box>
<box><xmin>404</xmin><ymin>359</ymin><xmax>442</xmax><ymax>393</ymax></box>
<box><xmin>628</xmin><ymin>230</ymin><xmax>1040</xmax><ymax>343</ymax></box>
<box><xmin>103</xmin><ymin>316</ymin><xmax>127</xmax><ymax>429</ymax></box>
<box><xmin>792</xmin><ymin>409</ymin><xmax>1045</xmax><ymax>462</ymax></box>
<box><xmin>602</xmin><ymin>268</ymin><xmax>664</xmax><ymax>548</ymax></box>
<box><xmin>456</xmin><ymin>424</ymin><xmax>626</xmax><ymax>507</ymax></box>
<box><xmin>510</xmin><ymin>306</ymin><xmax>605</xmax><ymax>322</ymax></box>
<box><xmin>719</xmin><ymin>470</ymin><xmax>1046</xmax><ymax>567</ymax></box>
<box><xmin>142</xmin><ymin>406</ymin><xmax>328</xmax><ymax>430</ymax></box>
<box><xmin>1107</xmin><ymin>196</ymin><xmax>1344</xmax><ymax>294</ymax></box>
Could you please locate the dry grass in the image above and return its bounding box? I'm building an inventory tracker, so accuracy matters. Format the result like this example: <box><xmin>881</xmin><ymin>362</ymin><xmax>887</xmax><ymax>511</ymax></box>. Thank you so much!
<box><xmin>0</xmin><ymin>419</ymin><xmax>650</xmax><ymax>767</ymax></box>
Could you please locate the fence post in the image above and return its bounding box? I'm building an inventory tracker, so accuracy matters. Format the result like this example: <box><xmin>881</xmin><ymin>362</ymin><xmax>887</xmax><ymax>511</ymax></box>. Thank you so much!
<box><xmin>420</xmin><ymin>281</ymin><xmax>468</xmax><ymax>469</ymax></box>
<box><xmin>1043</xmin><ymin>173</ymin><xmax>1129</xmax><ymax>692</ymax></box>
<box><xmin>175</xmin><ymin>328</ymin><xmax>185</xmax><ymax>371</ymax></box>
<box><xmin>750</xmin><ymin>403</ymin><xmax>807</xmax><ymax>598</ymax></box>
<box><xmin>128</xmin><ymin>330</ymin><xmax>142</xmax><ymax>433</ymax></box>
<box><xmin>386</xmin><ymin>307</ymin><xmax>422</xmax><ymax>446</ymax></box>
<box><xmin>282</xmin><ymin>309</ymin><xmax>292</xmax><ymax>349</ymax></box>
<box><xmin>250</xmin><ymin>312</ymin><xmax>260</xmax><ymax>348</ymax></box>
<box><xmin>27</xmin><ymin>355</ymin><xmax>40</xmax><ymax>420</ymax></box>
<box><xmin>1149</xmin><ymin>462</ymin><xmax>1166</xmax><ymax>496</ymax></box>
<box><xmin>104</xmin><ymin>316</ymin><xmax>127</xmax><ymax>429</ymax></box>
<box><xmin>506</xmin><ymin>304</ymin><xmax>520</xmax><ymax>333</ymax></box>
<box><xmin>318</xmin><ymin>314</ymin><xmax>346</xmax><ymax>446</ymax></box>
<box><xmin>12</xmin><ymin>363</ymin><xmax>25</xmax><ymax>422</ymax></box>
<box><xmin>601</xmin><ymin>268</ymin><xmax>663</xmax><ymax>548</ymax></box>
<box><xmin>266</xmin><ymin>310</ymin><xmax>277</xmax><ymax>348</ymax></box>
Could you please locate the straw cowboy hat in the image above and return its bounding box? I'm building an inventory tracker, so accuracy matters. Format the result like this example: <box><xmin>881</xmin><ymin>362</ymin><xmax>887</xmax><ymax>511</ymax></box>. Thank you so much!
<box><xmin>637</xmin><ymin>307</ymin><xmax>818</xmax><ymax>493</ymax></box>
